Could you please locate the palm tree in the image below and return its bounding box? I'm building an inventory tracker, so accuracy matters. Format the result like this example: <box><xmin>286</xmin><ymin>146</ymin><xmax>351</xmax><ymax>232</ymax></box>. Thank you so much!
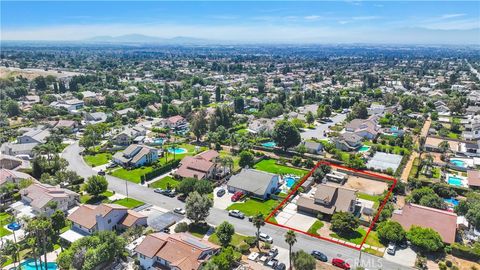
<box><xmin>438</xmin><ymin>140</ymin><xmax>450</xmax><ymax>154</ymax></box>
<box><xmin>252</xmin><ymin>213</ymin><xmax>265</xmax><ymax>252</ymax></box>
<box><xmin>284</xmin><ymin>230</ymin><xmax>297</xmax><ymax>270</ymax></box>
<box><xmin>224</xmin><ymin>156</ymin><xmax>234</xmax><ymax>175</ymax></box>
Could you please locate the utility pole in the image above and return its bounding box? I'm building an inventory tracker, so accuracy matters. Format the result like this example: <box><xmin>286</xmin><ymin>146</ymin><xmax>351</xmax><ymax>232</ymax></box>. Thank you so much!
<box><xmin>125</xmin><ymin>179</ymin><xmax>129</xmax><ymax>200</ymax></box>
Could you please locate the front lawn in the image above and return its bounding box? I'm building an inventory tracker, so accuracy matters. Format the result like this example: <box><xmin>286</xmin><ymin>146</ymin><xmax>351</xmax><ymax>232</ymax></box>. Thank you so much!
<box><xmin>83</xmin><ymin>152</ymin><xmax>112</xmax><ymax>167</ymax></box>
<box><xmin>188</xmin><ymin>223</ymin><xmax>212</xmax><ymax>238</ymax></box>
<box><xmin>112</xmin><ymin>198</ymin><xmax>144</xmax><ymax>209</ymax></box>
<box><xmin>149</xmin><ymin>176</ymin><xmax>181</xmax><ymax>189</ymax></box>
<box><xmin>307</xmin><ymin>220</ymin><xmax>324</xmax><ymax>236</ymax></box>
<box><xmin>80</xmin><ymin>190</ymin><xmax>114</xmax><ymax>204</ymax></box>
<box><xmin>110</xmin><ymin>166</ymin><xmax>154</xmax><ymax>183</ymax></box>
<box><xmin>330</xmin><ymin>228</ymin><xmax>383</xmax><ymax>248</ymax></box>
<box><xmin>227</xmin><ymin>198</ymin><xmax>279</xmax><ymax>217</ymax></box>
<box><xmin>254</xmin><ymin>159</ymin><xmax>308</xmax><ymax>176</ymax></box>
<box><xmin>209</xmin><ymin>232</ymin><xmax>254</xmax><ymax>247</ymax></box>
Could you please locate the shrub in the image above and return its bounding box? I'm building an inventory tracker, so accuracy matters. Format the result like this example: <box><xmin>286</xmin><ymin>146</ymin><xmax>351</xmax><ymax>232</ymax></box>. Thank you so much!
<box><xmin>438</xmin><ymin>262</ymin><xmax>447</xmax><ymax>270</ymax></box>
<box><xmin>262</xmin><ymin>242</ymin><xmax>271</xmax><ymax>249</ymax></box>
<box><xmin>237</xmin><ymin>243</ymin><xmax>250</xmax><ymax>254</ymax></box>
<box><xmin>174</xmin><ymin>222</ymin><xmax>189</xmax><ymax>233</ymax></box>
<box><xmin>244</xmin><ymin>236</ymin><xmax>257</xmax><ymax>247</ymax></box>
<box><xmin>292</xmin><ymin>156</ymin><xmax>302</xmax><ymax>167</ymax></box>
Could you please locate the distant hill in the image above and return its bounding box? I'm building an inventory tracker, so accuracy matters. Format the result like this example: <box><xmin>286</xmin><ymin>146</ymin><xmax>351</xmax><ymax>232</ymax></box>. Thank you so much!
<box><xmin>86</xmin><ymin>34</ymin><xmax>212</xmax><ymax>44</ymax></box>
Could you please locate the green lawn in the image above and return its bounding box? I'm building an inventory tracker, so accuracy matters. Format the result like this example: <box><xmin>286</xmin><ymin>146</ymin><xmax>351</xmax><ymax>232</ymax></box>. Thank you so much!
<box><xmin>112</xmin><ymin>198</ymin><xmax>145</xmax><ymax>209</ymax></box>
<box><xmin>83</xmin><ymin>152</ymin><xmax>112</xmax><ymax>167</ymax></box>
<box><xmin>110</xmin><ymin>166</ymin><xmax>154</xmax><ymax>183</ymax></box>
<box><xmin>0</xmin><ymin>213</ymin><xmax>13</xmax><ymax>237</ymax></box>
<box><xmin>160</xmin><ymin>143</ymin><xmax>208</xmax><ymax>165</ymax></box>
<box><xmin>188</xmin><ymin>223</ymin><xmax>212</xmax><ymax>238</ymax></box>
<box><xmin>80</xmin><ymin>190</ymin><xmax>114</xmax><ymax>204</ymax></box>
<box><xmin>448</xmin><ymin>132</ymin><xmax>460</xmax><ymax>139</ymax></box>
<box><xmin>330</xmin><ymin>228</ymin><xmax>383</xmax><ymax>248</ymax></box>
<box><xmin>149</xmin><ymin>176</ymin><xmax>181</xmax><ymax>189</ymax></box>
<box><xmin>227</xmin><ymin>198</ymin><xmax>279</xmax><ymax>217</ymax></box>
<box><xmin>254</xmin><ymin>159</ymin><xmax>308</xmax><ymax>176</ymax></box>
<box><xmin>357</xmin><ymin>193</ymin><xmax>382</xmax><ymax>208</ymax></box>
<box><xmin>364</xmin><ymin>231</ymin><xmax>383</xmax><ymax>248</ymax></box>
<box><xmin>208</xmin><ymin>232</ymin><xmax>254</xmax><ymax>247</ymax></box>
<box><xmin>307</xmin><ymin>220</ymin><xmax>324</xmax><ymax>236</ymax></box>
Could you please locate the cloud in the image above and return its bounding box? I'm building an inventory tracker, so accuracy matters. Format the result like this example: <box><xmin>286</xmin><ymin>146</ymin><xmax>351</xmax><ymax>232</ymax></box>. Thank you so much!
<box><xmin>441</xmin><ymin>14</ymin><xmax>465</xmax><ymax>19</ymax></box>
<box><xmin>352</xmin><ymin>16</ymin><xmax>381</xmax><ymax>21</ymax></box>
<box><xmin>304</xmin><ymin>15</ymin><xmax>321</xmax><ymax>21</ymax></box>
<box><xmin>422</xmin><ymin>19</ymin><xmax>480</xmax><ymax>30</ymax></box>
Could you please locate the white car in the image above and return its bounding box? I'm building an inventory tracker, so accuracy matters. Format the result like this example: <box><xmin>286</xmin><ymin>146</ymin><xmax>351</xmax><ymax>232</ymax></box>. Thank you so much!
<box><xmin>387</xmin><ymin>243</ymin><xmax>396</xmax><ymax>255</ymax></box>
<box><xmin>248</xmin><ymin>252</ymin><xmax>259</xmax><ymax>261</ymax></box>
<box><xmin>173</xmin><ymin>208</ymin><xmax>185</xmax><ymax>215</ymax></box>
<box><xmin>258</xmin><ymin>232</ymin><xmax>273</xmax><ymax>243</ymax></box>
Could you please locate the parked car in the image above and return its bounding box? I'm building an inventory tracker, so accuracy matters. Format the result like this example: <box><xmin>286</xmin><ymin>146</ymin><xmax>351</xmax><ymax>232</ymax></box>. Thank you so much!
<box><xmin>154</xmin><ymin>188</ymin><xmax>164</xmax><ymax>194</ymax></box>
<box><xmin>248</xmin><ymin>252</ymin><xmax>259</xmax><ymax>261</ymax></box>
<box><xmin>311</xmin><ymin>250</ymin><xmax>328</xmax><ymax>262</ymax></box>
<box><xmin>387</xmin><ymin>243</ymin><xmax>396</xmax><ymax>255</ymax></box>
<box><xmin>231</xmin><ymin>191</ymin><xmax>244</xmax><ymax>202</ymax></box>
<box><xmin>248</xmin><ymin>216</ymin><xmax>253</xmax><ymax>222</ymax></box>
<box><xmin>274</xmin><ymin>263</ymin><xmax>286</xmax><ymax>270</ymax></box>
<box><xmin>106</xmin><ymin>162</ymin><xmax>117</xmax><ymax>169</ymax></box>
<box><xmin>228</xmin><ymin>210</ymin><xmax>245</xmax><ymax>219</ymax></box>
<box><xmin>163</xmin><ymin>189</ymin><xmax>176</xmax><ymax>197</ymax></box>
<box><xmin>265</xmin><ymin>258</ymin><xmax>279</xmax><ymax>268</ymax></box>
<box><xmin>268</xmin><ymin>247</ymin><xmax>279</xmax><ymax>258</ymax></box>
<box><xmin>332</xmin><ymin>258</ymin><xmax>350</xmax><ymax>270</ymax></box>
<box><xmin>173</xmin><ymin>208</ymin><xmax>185</xmax><ymax>215</ymax></box>
<box><xmin>97</xmin><ymin>170</ymin><xmax>106</xmax><ymax>176</ymax></box>
<box><xmin>163</xmin><ymin>228</ymin><xmax>170</xmax><ymax>233</ymax></box>
<box><xmin>257</xmin><ymin>232</ymin><xmax>273</xmax><ymax>243</ymax></box>
<box><xmin>216</xmin><ymin>188</ymin><xmax>226</xmax><ymax>197</ymax></box>
<box><xmin>177</xmin><ymin>194</ymin><xmax>187</xmax><ymax>202</ymax></box>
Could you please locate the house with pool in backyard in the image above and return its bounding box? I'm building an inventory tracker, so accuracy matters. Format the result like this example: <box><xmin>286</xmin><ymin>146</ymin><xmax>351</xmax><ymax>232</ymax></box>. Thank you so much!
<box><xmin>227</xmin><ymin>169</ymin><xmax>280</xmax><ymax>200</ymax></box>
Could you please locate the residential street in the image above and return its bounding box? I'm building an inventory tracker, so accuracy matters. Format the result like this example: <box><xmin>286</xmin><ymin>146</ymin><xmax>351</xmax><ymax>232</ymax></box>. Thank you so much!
<box><xmin>62</xmin><ymin>142</ymin><xmax>412</xmax><ymax>270</ymax></box>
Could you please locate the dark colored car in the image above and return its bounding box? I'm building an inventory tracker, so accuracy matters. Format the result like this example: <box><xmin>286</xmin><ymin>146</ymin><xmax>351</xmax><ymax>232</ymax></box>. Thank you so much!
<box><xmin>177</xmin><ymin>194</ymin><xmax>187</xmax><ymax>202</ymax></box>
<box><xmin>332</xmin><ymin>258</ymin><xmax>350</xmax><ymax>270</ymax></box>
<box><xmin>163</xmin><ymin>189</ymin><xmax>176</xmax><ymax>197</ymax></box>
<box><xmin>216</xmin><ymin>188</ymin><xmax>226</xmax><ymax>197</ymax></box>
<box><xmin>311</xmin><ymin>250</ymin><xmax>328</xmax><ymax>262</ymax></box>
<box><xmin>268</xmin><ymin>248</ymin><xmax>279</xmax><ymax>258</ymax></box>
<box><xmin>274</xmin><ymin>263</ymin><xmax>286</xmax><ymax>270</ymax></box>
<box><xmin>97</xmin><ymin>170</ymin><xmax>106</xmax><ymax>176</ymax></box>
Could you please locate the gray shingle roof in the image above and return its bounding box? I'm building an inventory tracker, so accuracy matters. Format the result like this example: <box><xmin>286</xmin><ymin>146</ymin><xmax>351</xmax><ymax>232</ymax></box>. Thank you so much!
<box><xmin>227</xmin><ymin>169</ymin><xmax>277</xmax><ymax>196</ymax></box>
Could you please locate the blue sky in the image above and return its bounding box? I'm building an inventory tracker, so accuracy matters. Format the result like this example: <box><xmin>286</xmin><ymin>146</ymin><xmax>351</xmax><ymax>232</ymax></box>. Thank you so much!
<box><xmin>2</xmin><ymin>1</ymin><xmax>479</xmax><ymax>44</ymax></box>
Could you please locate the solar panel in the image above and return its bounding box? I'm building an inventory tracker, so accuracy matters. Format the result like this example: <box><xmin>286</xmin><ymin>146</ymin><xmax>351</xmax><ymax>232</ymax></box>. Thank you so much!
<box><xmin>184</xmin><ymin>236</ymin><xmax>209</xmax><ymax>249</ymax></box>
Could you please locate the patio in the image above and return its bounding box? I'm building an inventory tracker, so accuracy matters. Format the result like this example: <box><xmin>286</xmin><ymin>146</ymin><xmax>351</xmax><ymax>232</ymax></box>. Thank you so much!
<box><xmin>366</xmin><ymin>152</ymin><xmax>403</xmax><ymax>172</ymax></box>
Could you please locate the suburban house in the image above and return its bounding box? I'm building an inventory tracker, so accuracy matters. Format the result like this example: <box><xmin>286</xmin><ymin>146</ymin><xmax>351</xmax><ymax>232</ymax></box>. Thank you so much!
<box><xmin>50</xmin><ymin>98</ymin><xmax>84</xmax><ymax>112</ymax></box>
<box><xmin>462</xmin><ymin>115</ymin><xmax>480</xmax><ymax>140</ymax></box>
<box><xmin>344</xmin><ymin>115</ymin><xmax>380</xmax><ymax>139</ymax></box>
<box><xmin>367</xmin><ymin>104</ymin><xmax>386</xmax><ymax>116</ymax></box>
<box><xmin>113</xmin><ymin>144</ymin><xmax>159</xmax><ymax>168</ymax></box>
<box><xmin>17</xmin><ymin>183</ymin><xmax>79</xmax><ymax>216</ymax></box>
<box><xmin>0</xmin><ymin>154</ymin><xmax>30</xmax><ymax>170</ymax></box>
<box><xmin>301</xmin><ymin>141</ymin><xmax>323</xmax><ymax>154</ymax></box>
<box><xmin>392</xmin><ymin>203</ymin><xmax>457</xmax><ymax>244</ymax></box>
<box><xmin>67</xmin><ymin>203</ymin><xmax>147</xmax><ymax>235</ymax></box>
<box><xmin>296</xmin><ymin>184</ymin><xmax>357</xmax><ymax>217</ymax></box>
<box><xmin>17</xmin><ymin>127</ymin><xmax>51</xmax><ymax>144</ymax></box>
<box><xmin>84</xmin><ymin>111</ymin><xmax>108</xmax><ymax>124</ymax></box>
<box><xmin>227</xmin><ymin>169</ymin><xmax>279</xmax><ymax>200</ymax></box>
<box><xmin>53</xmin><ymin>120</ymin><xmax>78</xmax><ymax>133</ymax></box>
<box><xmin>166</xmin><ymin>115</ymin><xmax>188</xmax><ymax>130</ymax></box>
<box><xmin>0</xmin><ymin>168</ymin><xmax>36</xmax><ymax>186</ymax></box>
<box><xmin>247</xmin><ymin>118</ymin><xmax>275</xmax><ymax>134</ymax></box>
<box><xmin>112</xmin><ymin>126</ymin><xmax>147</xmax><ymax>145</ymax></box>
<box><xmin>135</xmin><ymin>232</ymin><xmax>220</xmax><ymax>270</ymax></box>
<box><xmin>175</xmin><ymin>150</ymin><xmax>219</xmax><ymax>180</ymax></box>
<box><xmin>467</xmin><ymin>170</ymin><xmax>480</xmax><ymax>188</ymax></box>
<box><xmin>0</xmin><ymin>142</ymin><xmax>37</xmax><ymax>158</ymax></box>
<box><xmin>115</xmin><ymin>107</ymin><xmax>136</xmax><ymax>117</ymax></box>
<box><xmin>335</xmin><ymin>133</ymin><xmax>363</xmax><ymax>151</ymax></box>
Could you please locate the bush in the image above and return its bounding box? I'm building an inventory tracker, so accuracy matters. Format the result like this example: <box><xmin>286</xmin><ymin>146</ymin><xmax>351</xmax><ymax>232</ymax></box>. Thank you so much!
<box><xmin>438</xmin><ymin>262</ymin><xmax>447</xmax><ymax>270</ymax></box>
<box><xmin>237</xmin><ymin>243</ymin><xmax>250</xmax><ymax>254</ymax></box>
<box><xmin>174</xmin><ymin>222</ymin><xmax>189</xmax><ymax>233</ymax></box>
<box><xmin>244</xmin><ymin>236</ymin><xmax>257</xmax><ymax>247</ymax></box>
<box><xmin>451</xmin><ymin>242</ymin><xmax>480</xmax><ymax>261</ymax></box>
<box><xmin>292</xmin><ymin>156</ymin><xmax>302</xmax><ymax>167</ymax></box>
<box><xmin>143</xmin><ymin>159</ymin><xmax>181</xmax><ymax>181</ymax></box>
<box><xmin>262</xmin><ymin>242</ymin><xmax>271</xmax><ymax>249</ymax></box>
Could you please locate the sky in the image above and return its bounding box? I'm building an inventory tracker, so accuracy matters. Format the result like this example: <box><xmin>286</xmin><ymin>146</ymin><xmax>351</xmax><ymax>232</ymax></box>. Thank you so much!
<box><xmin>1</xmin><ymin>1</ymin><xmax>480</xmax><ymax>44</ymax></box>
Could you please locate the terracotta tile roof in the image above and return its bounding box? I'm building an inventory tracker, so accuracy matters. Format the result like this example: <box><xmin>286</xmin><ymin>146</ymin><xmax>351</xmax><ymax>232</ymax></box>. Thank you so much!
<box><xmin>392</xmin><ymin>203</ymin><xmax>457</xmax><ymax>243</ymax></box>
<box><xmin>176</xmin><ymin>156</ymin><xmax>214</xmax><ymax>179</ymax></box>
<box><xmin>467</xmin><ymin>170</ymin><xmax>480</xmax><ymax>187</ymax></box>
<box><xmin>196</xmin><ymin>150</ymin><xmax>219</xmax><ymax>162</ymax></box>
<box><xmin>67</xmin><ymin>203</ymin><xmax>127</xmax><ymax>229</ymax></box>
<box><xmin>21</xmin><ymin>183</ymin><xmax>78</xmax><ymax>209</ymax></box>
<box><xmin>120</xmin><ymin>210</ymin><xmax>147</xmax><ymax>227</ymax></box>
<box><xmin>135</xmin><ymin>232</ymin><xmax>219</xmax><ymax>270</ymax></box>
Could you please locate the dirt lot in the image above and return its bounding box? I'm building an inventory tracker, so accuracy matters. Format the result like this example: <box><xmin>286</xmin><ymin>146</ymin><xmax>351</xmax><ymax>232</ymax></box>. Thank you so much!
<box><xmin>0</xmin><ymin>67</ymin><xmax>80</xmax><ymax>80</ymax></box>
<box><xmin>343</xmin><ymin>176</ymin><xmax>388</xmax><ymax>195</ymax></box>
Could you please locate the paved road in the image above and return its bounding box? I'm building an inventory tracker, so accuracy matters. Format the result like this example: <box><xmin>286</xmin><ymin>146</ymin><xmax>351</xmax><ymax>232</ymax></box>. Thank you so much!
<box><xmin>301</xmin><ymin>113</ymin><xmax>347</xmax><ymax>140</ymax></box>
<box><xmin>62</xmin><ymin>142</ymin><xmax>411</xmax><ymax>270</ymax></box>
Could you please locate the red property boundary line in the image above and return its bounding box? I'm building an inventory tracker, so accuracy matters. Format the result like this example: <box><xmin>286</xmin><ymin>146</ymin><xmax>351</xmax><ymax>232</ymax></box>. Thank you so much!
<box><xmin>265</xmin><ymin>160</ymin><xmax>397</xmax><ymax>251</ymax></box>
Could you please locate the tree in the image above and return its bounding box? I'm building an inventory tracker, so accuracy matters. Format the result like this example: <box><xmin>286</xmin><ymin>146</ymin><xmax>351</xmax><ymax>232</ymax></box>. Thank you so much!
<box><xmin>284</xmin><ymin>230</ymin><xmax>297</xmax><ymax>270</ymax></box>
<box><xmin>84</xmin><ymin>175</ymin><xmax>108</xmax><ymax>197</ymax></box>
<box><xmin>239</xmin><ymin>151</ymin><xmax>255</xmax><ymax>168</ymax></box>
<box><xmin>272</xmin><ymin>120</ymin><xmax>301</xmax><ymax>152</ymax></box>
<box><xmin>455</xmin><ymin>192</ymin><xmax>480</xmax><ymax>229</ymax></box>
<box><xmin>305</xmin><ymin>111</ymin><xmax>315</xmax><ymax>125</ymax></box>
<box><xmin>349</xmin><ymin>102</ymin><xmax>368</xmax><ymax>120</ymax></box>
<box><xmin>439</xmin><ymin>140</ymin><xmax>450</xmax><ymax>153</ymax></box>
<box><xmin>216</xmin><ymin>221</ymin><xmax>235</xmax><ymax>248</ymax></box>
<box><xmin>202</xmin><ymin>92</ymin><xmax>210</xmax><ymax>106</ymax></box>
<box><xmin>377</xmin><ymin>221</ymin><xmax>406</xmax><ymax>244</ymax></box>
<box><xmin>407</xmin><ymin>226</ymin><xmax>444</xmax><ymax>252</ymax></box>
<box><xmin>4</xmin><ymin>100</ymin><xmax>21</xmax><ymax>117</ymax></box>
<box><xmin>234</xmin><ymin>96</ymin><xmax>244</xmax><ymax>113</ymax></box>
<box><xmin>215</xmin><ymin>86</ymin><xmax>221</xmax><ymax>102</ymax></box>
<box><xmin>203</xmin><ymin>246</ymin><xmax>239</xmax><ymax>270</ymax></box>
<box><xmin>185</xmin><ymin>191</ymin><xmax>212</xmax><ymax>224</ymax></box>
<box><xmin>330</xmin><ymin>211</ymin><xmax>359</xmax><ymax>235</ymax></box>
<box><xmin>407</xmin><ymin>187</ymin><xmax>446</xmax><ymax>210</ymax></box>
<box><xmin>194</xmin><ymin>180</ymin><xmax>213</xmax><ymax>195</ymax></box>
<box><xmin>177</xmin><ymin>178</ymin><xmax>196</xmax><ymax>194</ymax></box>
<box><xmin>292</xmin><ymin>250</ymin><xmax>316</xmax><ymax>270</ymax></box>
<box><xmin>252</xmin><ymin>213</ymin><xmax>265</xmax><ymax>252</ymax></box>
<box><xmin>191</xmin><ymin>110</ymin><xmax>208</xmax><ymax>141</ymax></box>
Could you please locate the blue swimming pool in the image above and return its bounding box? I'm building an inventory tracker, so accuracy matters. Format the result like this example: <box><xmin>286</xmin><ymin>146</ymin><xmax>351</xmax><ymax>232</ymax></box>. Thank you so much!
<box><xmin>285</xmin><ymin>177</ymin><xmax>298</xmax><ymax>188</ymax></box>
<box><xmin>7</xmin><ymin>222</ymin><xmax>21</xmax><ymax>231</ymax></box>
<box><xmin>21</xmin><ymin>259</ymin><xmax>57</xmax><ymax>270</ymax></box>
<box><xmin>358</xmin><ymin>145</ymin><xmax>370</xmax><ymax>152</ymax></box>
<box><xmin>154</xmin><ymin>138</ymin><xmax>165</xmax><ymax>144</ymax></box>
<box><xmin>450</xmin><ymin>159</ymin><xmax>466</xmax><ymax>168</ymax></box>
<box><xmin>448</xmin><ymin>176</ymin><xmax>463</xmax><ymax>187</ymax></box>
<box><xmin>444</xmin><ymin>198</ymin><xmax>459</xmax><ymax>206</ymax></box>
<box><xmin>262</xmin><ymin>141</ymin><xmax>276</xmax><ymax>148</ymax></box>
<box><xmin>167</xmin><ymin>148</ymin><xmax>187</xmax><ymax>154</ymax></box>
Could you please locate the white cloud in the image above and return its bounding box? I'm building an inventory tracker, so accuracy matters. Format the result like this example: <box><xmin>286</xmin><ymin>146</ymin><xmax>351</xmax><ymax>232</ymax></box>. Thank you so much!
<box><xmin>304</xmin><ymin>15</ymin><xmax>321</xmax><ymax>21</ymax></box>
<box><xmin>352</xmin><ymin>16</ymin><xmax>381</xmax><ymax>21</ymax></box>
<box><xmin>441</xmin><ymin>14</ymin><xmax>466</xmax><ymax>19</ymax></box>
<box><xmin>422</xmin><ymin>19</ymin><xmax>480</xmax><ymax>30</ymax></box>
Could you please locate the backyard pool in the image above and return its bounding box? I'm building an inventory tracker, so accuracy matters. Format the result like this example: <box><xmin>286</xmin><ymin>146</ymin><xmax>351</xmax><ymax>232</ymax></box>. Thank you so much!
<box><xmin>358</xmin><ymin>145</ymin><xmax>371</xmax><ymax>152</ymax></box>
<box><xmin>444</xmin><ymin>198</ymin><xmax>459</xmax><ymax>206</ymax></box>
<box><xmin>285</xmin><ymin>176</ymin><xmax>299</xmax><ymax>188</ymax></box>
<box><xmin>450</xmin><ymin>159</ymin><xmax>466</xmax><ymax>168</ymax></box>
<box><xmin>262</xmin><ymin>141</ymin><xmax>276</xmax><ymax>148</ymax></box>
<box><xmin>153</xmin><ymin>138</ymin><xmax>165</xmax><ymax>144</ymax></box>
<box><xmin>21</xmin><ymin>259</ymin><xmax>57</xmax><ymax>270</ymax></box>
<box><xmin>448</xmin><ymin>176</ymin><xmax>464</xmax><ymax>187</ymax></box>
<box><xmin>7</xmin><ymin>222</ymin><xmax>21</xmax><ymax>231</ymax></box>
<box><xmin>167</xmin><ymin>148</ymin><xmax>187</xmax><ymax>154</ymax></box>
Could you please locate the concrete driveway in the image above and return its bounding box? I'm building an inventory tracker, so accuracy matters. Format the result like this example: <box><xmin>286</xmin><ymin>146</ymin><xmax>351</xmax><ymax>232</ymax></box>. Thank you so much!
<box><xmin>213</xmin><ymin>186</ymin><xmax>233</xmax><ymax>210</ymax></box>
<box><xmin>276</xmin><ymin>199</ymin><xmax>317</xmax><ymax>232</ymax></box>
<box><xmin>383</xmin><ymin>246</ymin><xmax>416</xmax><ymax>268</ymax></box>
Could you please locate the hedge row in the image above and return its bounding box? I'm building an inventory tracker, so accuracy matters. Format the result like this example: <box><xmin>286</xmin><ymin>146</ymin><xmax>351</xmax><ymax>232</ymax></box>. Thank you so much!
<box><xmin>142</xmin><ymin>159</ymin><xmax>181</xmax><ymax>181</ymax></box>
<box><xmin>451</xmin><ymin>242</ymin><xmax>480</xmax><ymax>262</ymax></box>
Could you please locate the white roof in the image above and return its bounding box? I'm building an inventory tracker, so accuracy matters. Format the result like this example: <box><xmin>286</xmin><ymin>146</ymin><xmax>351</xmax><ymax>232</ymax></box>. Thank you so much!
<box><xmin>60</xmin><ymin>229</ymin><xmax>89</xmax><ymax>243</ymax></box>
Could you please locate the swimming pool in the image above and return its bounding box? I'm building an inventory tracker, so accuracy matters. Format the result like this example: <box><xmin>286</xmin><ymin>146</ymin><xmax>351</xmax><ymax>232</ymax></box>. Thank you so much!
<box><xmin>262</xmin><ymin>141</ymin><xmax>276</xmax><ymax>148</ymax></box>
<box><xmin>285</xmin><ymin>177</ymin><xmax>297</xmax><ymax>188</ymax></box>
<box><xmin>444</xmin><ymin>198</ymin><xmax>459</xmax><ymax>206</ymax></box>
<box><xmin>450</xmin><ymin>159</ymin><xmax>466</xmax><ymax>168</ymax></box>
<box><xmin>7</xmin><ymin>222</ymin><xmax>21</xmax><ymax>231</ymax></box>
<box><xmin>167</xmin><ymin>147</ymin><xmax>187</xmax><ymax>154</ymax></box>
<box><xmin>21</xmin><ymin>259</ymin><xmax>57</xmax><ymax>270</ymax></box>
<box><xmin>358</xmin><ymin>145</ymin><xmax>371</xmax><ymax>152</ymax></box>
<box><xmin>448</xmin><ymin>176</ymin><xmax>463</xmax><ymax>187</ymax></box>
<box><xmin>154</xmin><ymin>138</ymin><xmax>165</xmax><ymax>144</ymax></box>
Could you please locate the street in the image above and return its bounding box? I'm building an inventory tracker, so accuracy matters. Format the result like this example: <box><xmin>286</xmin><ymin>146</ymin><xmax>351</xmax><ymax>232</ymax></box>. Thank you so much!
<box><xmin>62</xmin><ymin>142</ymin><xmax>411</xmax><ymax>270</ymax></box>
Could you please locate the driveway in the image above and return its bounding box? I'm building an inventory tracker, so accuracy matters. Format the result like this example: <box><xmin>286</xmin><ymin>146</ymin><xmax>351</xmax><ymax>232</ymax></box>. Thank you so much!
<box><xmin>383</xmin><ymin>246</ymin><xmax>416</xmax><ymax>268</ymax></box>
<box><xmin>301</xmin><ymin>112</ymin><xmax>347</xmax><ymax>140</ymax></box>
<box><xmin>213</xmin><ymin>186</ymin><xmax>233</xmax><ymax>210</ymax></box>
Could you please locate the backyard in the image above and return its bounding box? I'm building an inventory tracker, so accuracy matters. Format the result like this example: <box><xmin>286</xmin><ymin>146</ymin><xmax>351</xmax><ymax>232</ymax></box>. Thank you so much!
<box><xmin>83</xmin><ymin>152</ymin><xmax>112</xmax><ymax>167</ymax></box>
<box><xmin>209</xmin><ymin>232</ymin><xmax>255</xmax><ymax>248</ymax></box>
<box><xmin>0</xmin><ymin>212</ymin><xmax>13</xmax><ymax>237</ymax></box>
<box><xmin>254</xmin><ymin>159</ymin><xmax>308</xmax><ymax>176</ymax></box>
